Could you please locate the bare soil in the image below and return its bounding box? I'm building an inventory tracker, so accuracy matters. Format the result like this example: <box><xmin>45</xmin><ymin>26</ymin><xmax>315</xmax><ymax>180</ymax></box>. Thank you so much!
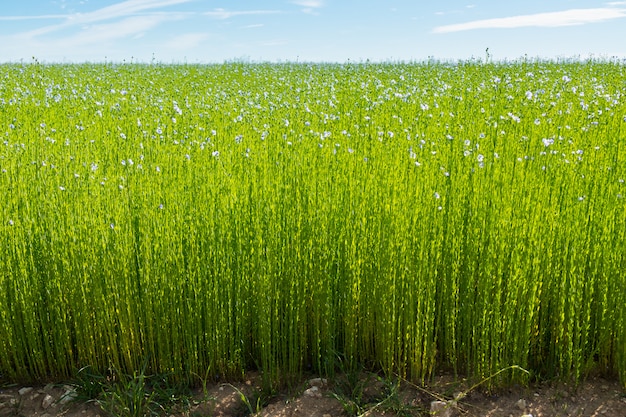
<box><xmin>1</xmin><ymin>372</ymin><xmax>624</xmax><ymax>417</ymax></box>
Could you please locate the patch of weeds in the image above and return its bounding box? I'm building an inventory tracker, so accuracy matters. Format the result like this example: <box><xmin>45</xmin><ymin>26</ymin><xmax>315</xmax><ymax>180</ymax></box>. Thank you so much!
<box><xmin>71</xmin><ymin>365</ymin><xmax>109</xmax><ymax>403</ymax></box>
<box><xmin>189</xmin><ymin>367</ymin><xmax>218</xmax><ymax>415</ymax></box>
<box><xmin>100</xmin><ymin>366</ymin><xmax>160</xmax><ymax>417</ymax></box>
<box><xmin>330</xmin><ymin>371</ymin><xmax>371</xmax><ymax>415</ymax></box>
<box><xmin>402</xmin><ymin>365</ymin><xmax>531</xmax><ymax>416</ymax></box>
<box><xmin>327</xmin><ymin>353</ymin><xmax>374</xmax><ymax>416</ymax></box>
<box><xmin>331</xmin><ymin>372</ymin><xmax>423</xmax><ymax>417</ymax></box>
<box><xmin>147</xmin><ymin>372</ymin><xmax>193</xmax><ymax>415</ymax></box>
<box><xmin>191</xmin><ymin>366</ymin><xmax>215</xmax><ymax>404</ymax></box>
<box><xmin>222</xmin><ymin>382</ymin><xmax>276</xmax><ymax>416</ymax></box>
<box><xmin>368</xmin><ymin>377</ymin><xmax>422</xmax><ymax>417</ymax></box>
<box><xmin>69</xmin><ymin>362</ymin><xmax>192</xmax><ymax>417</ymax></box>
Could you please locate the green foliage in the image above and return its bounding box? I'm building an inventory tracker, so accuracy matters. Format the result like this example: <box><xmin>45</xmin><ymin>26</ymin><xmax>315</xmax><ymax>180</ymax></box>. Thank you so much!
<box><xmin>0</xmin><ymin>60</ymin><xmax>624</xmax><ymax>389</ymax></box>
<box><xmin>70</xmin><ymin>363</ymin><xmax>192</xmax><ymax>416</ymax></box>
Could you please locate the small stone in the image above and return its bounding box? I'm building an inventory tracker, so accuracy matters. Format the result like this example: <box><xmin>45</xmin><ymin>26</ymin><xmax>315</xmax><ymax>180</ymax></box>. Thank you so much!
<box><xmin>41</xmin><ymin>394</ymin><xmax>55</xmax><ymax>409</ymax></box>
<box><xmin>308</xmin><ymin>377</ymin><xmax>328</xmax><ymax>387</ymax></box>
<box><xmin>60</xmin><ymin>387</ymin><xmax>78</xmax><ymax>404</ymax></box>
<box><xmin>303</xmin><ymin>386</ymin><xmax>322</xmax><ymax>398</ymax></box>
<box><xmin>18</xmin><ymin>387</ymin><xmax>33</xmax><ymax>396</ymax></box>
<box><xmin>0</xmin><ymin>394</ymin><xmax>19</xmax><ymax>410</ymax></box>
<box><xmin>516</xmin><ymin>398</ymin><xmax>527</xmax><ymax>410</ymax></box>
<box><xmin>521</xmin><ymin>414</ymin><xmax>533</xmax><ymax>417</ymax></box>
<box><xmin>430</xmin><ymin>400</ymin><xmax>454</xmax><ymax>417</ymax></box>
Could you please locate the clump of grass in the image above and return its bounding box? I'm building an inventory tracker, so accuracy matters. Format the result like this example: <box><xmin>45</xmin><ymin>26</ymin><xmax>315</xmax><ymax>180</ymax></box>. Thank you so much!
<box><xmin>70</xmin><ymin>363</ymin><xmax>192</xmax><ymax>417</ymax></box>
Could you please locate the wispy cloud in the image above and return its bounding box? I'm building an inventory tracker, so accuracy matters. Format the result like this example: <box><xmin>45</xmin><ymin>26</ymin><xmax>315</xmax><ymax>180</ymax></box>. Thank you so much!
<box><xmin>204</xmin><ymin>9</ymin><xmax>282</xmax><ymax>19</ymax></box>
<box><xmin>10</xmin><ymin>0</ymin><xmax>192</xmax><ymax>38</ymax></box>
<box><xmin>71</xmin><ymin>15</ymin><xmax>183</xmax><ymax>45</ymax></box>
<box><xmin>291</xmin><ymin>0</ymin><xmax>324</xmax><ymax>8</ymax></box>
<box><xmin>290</xmin><ymin>0</ymin><xmax>324</xmax><ymax>15</ymax></box>
<box><xmin>1</xmin><ymin>0</ymin><xmax>194</xmax><ymax>61</ymax></box>
<box><xmin>0</xmin><ymin>15</ymin><xmax>68</xmax><ymax>21</ymax></box>
<box><xmin>67</xmin><ymin>0</ymin><xmax>191</xmax><ymax>24</ymax></box>
<box><xmin>433</xmin><ymin>7</ymin><xmax>626</xmax><ymax>33</ymax></box>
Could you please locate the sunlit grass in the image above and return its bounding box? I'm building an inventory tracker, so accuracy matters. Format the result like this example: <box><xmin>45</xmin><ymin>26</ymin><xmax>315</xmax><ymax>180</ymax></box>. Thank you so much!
<box><xmin>0</xmin><ymin>60</ymin><xmax>624</xmax><ymax>389</ymax></box>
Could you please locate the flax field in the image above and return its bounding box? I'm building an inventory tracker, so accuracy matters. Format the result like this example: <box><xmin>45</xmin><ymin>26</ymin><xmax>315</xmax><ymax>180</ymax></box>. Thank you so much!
<box><xmin>0</xmin><ymin>60</ymin><xmax>625</xmax><ymax>389</ymax></box>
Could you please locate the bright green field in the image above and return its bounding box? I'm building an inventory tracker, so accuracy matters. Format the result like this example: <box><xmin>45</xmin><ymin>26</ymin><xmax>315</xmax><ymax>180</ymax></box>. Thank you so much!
<box><xmin>0</xmin><ymin>61</ymin><xmax>625</xmax><ymax>388</ymax></box>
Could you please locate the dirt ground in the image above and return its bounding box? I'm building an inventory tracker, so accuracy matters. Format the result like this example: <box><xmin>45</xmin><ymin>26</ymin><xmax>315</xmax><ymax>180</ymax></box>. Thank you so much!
<box><xmin>1</xmin><ymin>371</ymin><xmax>624</xmax><ymax>417</ymax></box>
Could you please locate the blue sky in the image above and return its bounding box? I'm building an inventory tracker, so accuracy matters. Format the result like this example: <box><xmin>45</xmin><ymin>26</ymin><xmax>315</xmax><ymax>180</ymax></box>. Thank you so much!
<box><xmin>1</xmin><ymin>0</ymin><xmax>626</xmax><ymax>63</ymax></box>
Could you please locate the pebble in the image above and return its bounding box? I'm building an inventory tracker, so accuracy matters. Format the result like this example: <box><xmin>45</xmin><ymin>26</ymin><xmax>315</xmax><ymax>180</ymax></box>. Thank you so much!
<box><xmin>41</xmin><ymin>393</ymin><xmax>55</xmax><ymax>409</ymax></box>
<box><xmin>430</xmin><ymin>400</ymin><xmax>454</xmax><ymax>417</ymax></box>
<box><xmin>308</xmin><ymin>377</ymin><xmax>328</xmax><ymax>387</ymax></box>
<box><xmin>18</xmin><ymin>387</ymin><xmax>33</xmax><ymax>396</ymax></box>
<box><xmin>0</xmin><ymin>393</ymin><xmax>15</xmax><ymax>400</ymax></box>
<box><xmin>59</xmin><ymin>387</ymin><xmax>78</xmax><ymax>404</ymax></box>
<box><xmin>516</xmin><ymin>398</ymin><xmax>527</xmax><ymax>410</ymax></box>
<box><xmin>303</xmin><ymin>386</ymin><xmax>322</xmax><ymax>398</ymax></box>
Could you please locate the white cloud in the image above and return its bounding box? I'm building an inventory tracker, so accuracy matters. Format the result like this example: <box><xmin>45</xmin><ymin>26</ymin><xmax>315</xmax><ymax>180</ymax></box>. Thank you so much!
<box><xmin>9</xmin><ymin>0</ymin><xmax>193</xmax><ymax>38</ymax></box>
<box><xmin>1</xmin><ymin>0</ymin><xmax>193</xmax><ymax>61</ymax></box>
<box><xmin>0</xmin><ymin>15</ymin><xmax>68</xmax><ymax>21</ymax></box>
<box><xmin>6</xmin><ymin>14</ymin><xmax>179</xmax><ymax>52</ymax></box>
<box><xmin>71</xmin><ymin>0</ymin><xmax>191</xmax><ymax>24</ymax></box>
<box><xmin>290</xmin><ymin>0</ymin><xmax>324</xmax><ymax>14</ymax></box>
<box><xmin>433</xmin><ymin>7</ymin><xmax>626</xmax><ymax>33</ymax></box>
<box><xmin>433</xmin><ymin>8</ymin><xmax>467</xmax><ymax>17</ymax></box>
<box><xmin>71</xmin><ymin>15</ymin><xmax>182</xmax><ymax>45</ymax></box>
<box><xmin>290</xmin><ymin>0</ymin><xmax>324</xmax><ymax>8</ymax></box>
<box><xmin>204</xmin><ymin>9</ymin><xmax>282</xmax><ymax>19</ymax></box>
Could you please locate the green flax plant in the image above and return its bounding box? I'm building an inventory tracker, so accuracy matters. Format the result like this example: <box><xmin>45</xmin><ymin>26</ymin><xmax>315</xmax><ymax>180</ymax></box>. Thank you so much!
<box><xmin>0</xmin><ymin>60</ymin><xmax>624</xmax><ymax>391</ymax></box>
